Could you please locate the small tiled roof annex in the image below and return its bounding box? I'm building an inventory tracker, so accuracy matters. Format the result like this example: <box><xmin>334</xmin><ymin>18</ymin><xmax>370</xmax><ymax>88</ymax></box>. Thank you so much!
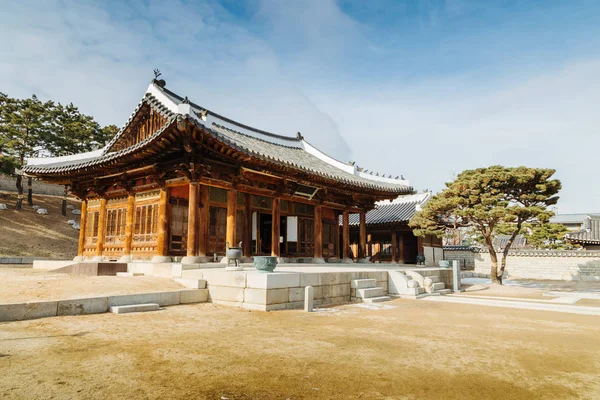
<box><xmin>23</xmin><ymin>81</ymin><xmax>412</xmax><ymax>194</ymax></box>
<box><xmin>566</xmin><ymin>216</ymin><xmax>600</xmax><ymax>244</ymax></box>
<box><xmin>346</xmin><ymin>192</ymin><xmax>430</xmax><ymax>226</ymax></box>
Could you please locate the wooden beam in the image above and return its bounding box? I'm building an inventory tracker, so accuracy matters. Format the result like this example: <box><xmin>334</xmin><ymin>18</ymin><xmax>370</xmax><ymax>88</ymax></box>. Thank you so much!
<box><xmin>391</xmin><ymin>231</ymin><xmax>397</xmax><ymax>263</ymax></box>
<box><xmin>398</xmin><ymin>234</ymin><xmax>405</xmax><ymax>264</ymax></box>
<box><xmin>157</xmin><ymin>187</ymin><xmax>169</xmax><ymax>256</ymax></box>
<box><xmin>271</xmin><ymin>197</ymin><xmax>280</xmax><ymax>257</ymax></box>
<box><xmin>77</xmin><ymin>200</ymin><xmax>87</xmax><ymax>257</ymax></box>
<box><xmin>342</xmin><ymin>210</ymin><xmax>350</xmax><ymax>260</ymax></box>
<box><xmin>187</xmin><ymin>182</ymin><xmax>199</xmax><ymax>257</ymax></box>
<box><xmin>314</xmin><ymin>205</ymin><xmax>323</xmax><ymax>260</ymax></box>
<box><xmin>124</xmin><ymin>192</ymin><xmax>135</xmax><ymax>256</ymax></box>
<box><xmin>96</xmin><ymin>198</ymin><xmax>107</xmax><ymax>256</ymax></box>
<box><xmin>243</xmin><ymin>193</ymin><xmax>252</xmax><ymax>257</ymax></box>
<box><xmin>359</xmin><ymin>212</ymin><xmax>366</xmax><ymax>260</ymax></box>
<box><xmin>198</xmin><ymin>184</ymin><xmax>210</xmax><ymax>257</ymax></box>
<box><xmin>226</xmin><ymin>188</ymin><xmax>237</xmax><ymax>248</ymax></box>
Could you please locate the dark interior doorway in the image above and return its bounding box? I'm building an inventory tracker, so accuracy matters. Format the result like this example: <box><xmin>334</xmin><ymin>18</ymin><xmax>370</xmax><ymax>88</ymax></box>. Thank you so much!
<box><xmin>258</xmin><ymin>213</ymin><xmax>287</xmax><ymax>255</ymax></box>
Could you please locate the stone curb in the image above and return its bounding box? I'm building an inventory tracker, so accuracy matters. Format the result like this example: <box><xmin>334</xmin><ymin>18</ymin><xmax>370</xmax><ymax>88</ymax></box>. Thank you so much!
<box><xmin>0</xmin><ymin>289</ymin><xmax>208</xmax><ymax>322</ymax></box>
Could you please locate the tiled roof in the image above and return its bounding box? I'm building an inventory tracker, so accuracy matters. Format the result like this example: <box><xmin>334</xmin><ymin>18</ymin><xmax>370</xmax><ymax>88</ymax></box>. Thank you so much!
<box><xmin>551</xmin><ymin>213</ymin><xmax>600</xmax><ymax>225</ymax></box>
<box><xmin>24</xmin><ymin>81</ymin><xmax>411</xmax><ymax>194</ymax></box>
<box><xmin>346</xmin><ymin>192</ymin><xmax>430</xmax><ymax>226</ymax></box>
<box><xmin>199</xmin><ymin>121</ymin><xmax>409</xmax><ymax>192</ymax></box>
<box><xmin>566</xmin><ymin>216</ymin><xmax>600</xmax><ymax>244</ymax></box>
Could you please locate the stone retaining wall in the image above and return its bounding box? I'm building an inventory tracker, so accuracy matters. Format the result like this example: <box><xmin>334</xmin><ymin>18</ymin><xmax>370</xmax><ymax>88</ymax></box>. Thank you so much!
<box><xmin>443</xmin><ymin>249</ymin><xmax>475</xmax><ymax>270</ymax></box>
<box><xmin>0</xmin><ymin>174</ymin><xmax>65</xmax><ymax>197</ymax></box>
<box><xmin>474</xmin><ymin>250</ymin><xmax>600</xmax><ymax>281</ymax></box>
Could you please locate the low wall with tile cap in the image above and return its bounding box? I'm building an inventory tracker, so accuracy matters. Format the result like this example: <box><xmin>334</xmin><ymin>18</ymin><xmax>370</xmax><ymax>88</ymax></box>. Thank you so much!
<box><xmin>443</xmin><ymin>249</ymin><xmax>475</xmax><ymax>270</ymax></box>
<box><xmin>473</xmin><ymin>250</ymin><xmax>600</xmax><ymax>281</ymax></box>
<box><xmin>0</xmin><ymin>175</ymin><xmax>65</xmax><ymax>196</ymax></box>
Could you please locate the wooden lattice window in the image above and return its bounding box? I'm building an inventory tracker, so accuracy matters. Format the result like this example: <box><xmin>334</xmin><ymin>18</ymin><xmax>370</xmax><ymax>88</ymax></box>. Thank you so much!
<box><xmin>86</xmin><ymin>211</ymin><xmax>100</xmax><ymax>243</ymax></box>
<box><xmin>293</xmin><ymin>202</ymin><xmax>314</xmax><ymax>216</ymax></box>
<box><xmin>134</xmin><ymin>204</ymin><xmax>158</xmax><ymax>242</ymax></box>
<box><xmin>209</xmin><ymin>187</ymin><xmax>228</xmax><ymax>203</ymax></box>
<box><xmin>105</xmin><ymin>208</ymin><xmax>127</xmax><ymax>244</ymax></box>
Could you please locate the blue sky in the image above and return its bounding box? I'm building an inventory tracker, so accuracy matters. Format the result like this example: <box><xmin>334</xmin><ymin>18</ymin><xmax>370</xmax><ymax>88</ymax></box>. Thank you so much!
<box><xmin>1</xmin><ymin>0</ymin><xmax>599</xmax><ymax>213</ymax></box>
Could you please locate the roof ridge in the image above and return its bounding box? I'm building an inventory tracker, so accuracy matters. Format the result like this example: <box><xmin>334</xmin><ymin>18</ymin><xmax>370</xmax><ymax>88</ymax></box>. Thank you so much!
<box><xmin>210</xmin><ymin>122</ymin><xmax>303</xmax><ymax>150</ymax></box>
<box><xmin>160</xmin><ymin>85</ymin><xmax>301</xmax><ymax>143</ymax></box>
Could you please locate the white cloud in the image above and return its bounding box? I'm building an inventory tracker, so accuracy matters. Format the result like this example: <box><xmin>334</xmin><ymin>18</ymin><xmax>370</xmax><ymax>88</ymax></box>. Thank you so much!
<box><xmin>1</xmin><ymin>0</ymin><xmax>598</xmax><ymax>213</ymax></box>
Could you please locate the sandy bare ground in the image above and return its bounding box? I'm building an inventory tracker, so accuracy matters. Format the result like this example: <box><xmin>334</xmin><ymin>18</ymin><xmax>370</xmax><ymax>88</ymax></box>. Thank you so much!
<box><xmin>0</xmin><ymin>266</ymin><xmax>184</xmax><ymax>303</ymax></box>
<box><xmin>0</xmin><ymin>191</ymin><xmax>80</xmax><ymax>259</ymax></box>
<box><xmin>1</xmin><ymin>300</ymin><xmax>599</xmax><ymax>400</ymax></box>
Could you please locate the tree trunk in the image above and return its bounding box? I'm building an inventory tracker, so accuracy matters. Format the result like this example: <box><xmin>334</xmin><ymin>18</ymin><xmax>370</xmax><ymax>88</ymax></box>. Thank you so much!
<box><xmin>490</xmin><ymin>250</ymin><xmax>502</xmax><ymax>284</ymax></box>
<box><xmin>61</xmin><ymin>185</ymin><xmax>68</xmax><ymax>216</ymax></box>
<box><xmin>498</xmin><ymin>221</ymin><xmax>523</xmax><ymax>282</ymax></box>
<box><xmin>483</xmin><ymin>231</ymin><xmax>502</xmax><ymax>285</ymax></box>
<box><xmin>27</xmin><ymin>177</ymin><xmax>33</xmax><ymax>206</ymax></box>
<box><xmin>15</xmin><ymin>175</ymin><xmax>23</xmax><ymax>211</ymax></box>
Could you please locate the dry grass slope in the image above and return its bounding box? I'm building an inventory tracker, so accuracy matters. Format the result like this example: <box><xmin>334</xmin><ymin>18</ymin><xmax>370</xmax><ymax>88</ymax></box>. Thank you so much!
<box><xmin>0</xmin><ymin>191</ymin><xmax>80</xmax><ymax>259</ymax></box>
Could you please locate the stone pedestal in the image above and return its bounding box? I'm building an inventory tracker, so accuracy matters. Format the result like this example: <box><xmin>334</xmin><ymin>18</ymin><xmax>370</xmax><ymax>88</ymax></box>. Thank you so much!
<box><xmin>118</xmin><ymin>255</ymin><xmax>133</xmax><ymax>263</ymax></box>
<box><xmin>151</xmin><ymin>255</ymin><xmax>172</xmax><ymax>263</ymax></box>
<box><xmin>181</xmin><ymin>256</ymin><xmax>208</xmax><ymax>264</ymax></box>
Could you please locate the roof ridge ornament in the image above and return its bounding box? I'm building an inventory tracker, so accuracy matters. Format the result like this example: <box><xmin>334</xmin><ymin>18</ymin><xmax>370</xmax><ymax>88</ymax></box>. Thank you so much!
<box><xmin>194</xmin><ymin>109</ymin><xmax>208</xmax><ymax>121</ymax></box>
<box><xmin>152</xmin><ymin>69</ymin><xmax>166</xmax><ymax>88</ymax></box>
<box><xmin>296</xmin><ymin>132</ymin><xmax>304</xmax><ymax>140</ymax></box>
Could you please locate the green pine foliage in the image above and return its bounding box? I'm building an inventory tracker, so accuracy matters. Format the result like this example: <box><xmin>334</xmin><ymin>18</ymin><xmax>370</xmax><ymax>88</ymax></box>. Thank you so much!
<box><xmin>410</xmin><ymin>165</ymin><xmax>561</xmax><ymax>284</ymax></box>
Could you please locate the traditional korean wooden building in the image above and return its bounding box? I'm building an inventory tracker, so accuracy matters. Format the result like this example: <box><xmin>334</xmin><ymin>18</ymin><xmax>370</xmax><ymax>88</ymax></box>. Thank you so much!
<box><xmin>23</xmin><ymin>78</ymin><xmax>412</xmax><ymax>263</ymax></box>
<box><xmin>346</xmin><ymin>192</ymin><xmax>443</xmax><ymax>265</ymax></box>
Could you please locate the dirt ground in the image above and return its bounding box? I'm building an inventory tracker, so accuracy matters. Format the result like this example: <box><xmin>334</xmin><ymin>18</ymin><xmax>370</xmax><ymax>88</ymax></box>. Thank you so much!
<box><xmin>0</xmin><ymin>266</ymin><xmax>184</xmax><ymax>303</ymax></box>
<box><xmin>0</xmin><ymin>191</ymin><xmax>80</xmax><ymax>259</ymax></box>
<box><xmin>1</xmin><ymin>299</ymin><xmax>599</xmax><ymax>400</ymax></box>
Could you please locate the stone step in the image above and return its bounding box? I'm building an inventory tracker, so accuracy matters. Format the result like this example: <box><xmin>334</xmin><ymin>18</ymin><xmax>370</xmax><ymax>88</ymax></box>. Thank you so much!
<box><xmin>174</xmin><ymin>278</ymin><xmax>207</xmax><ymax>289</ymax></box>
<box><xmin>431</xmin><ymin>282</ymin><xmax>445</xmax><ymax>291</ymax></box>
<box><xmin>110</xmin><ymin>303</ymin><xmax>159</xmax><ymax>314</ymax></box>
<box><xmin>357</xmin><ymin>287</ymin><xmax>385</xmax><ymax>298</ymax></box>
<box><xmin>116</xmin><ymin>272</ymin><xmax>144</xmax><ymax>277</ymax></box>
<box><xmin>363</xmin><ymin>296</ymin><xmax>392</xmax><ymax>303</ymax></box>
<box><xmin>435</xmin><ymin>289</ymin><xmax>452</xmax><ymax>295</ymax></box>
<box><xmin>428</xmin><ymin>276</ymin><xmax>441</xmax><ymax>283</ymax></box>
<box><xmin>351</xmin><ymin>279</ymin><xmax>377</xmax><ymax>289</ymax></box>
<box><xmin>417</xmin><ymin>287</ymin><xmax>426</xmax><ymax>294</ymax></box>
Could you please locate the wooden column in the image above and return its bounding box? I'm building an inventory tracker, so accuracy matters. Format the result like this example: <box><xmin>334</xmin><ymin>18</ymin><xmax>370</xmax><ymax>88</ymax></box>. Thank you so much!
<box><xmin>367</xmin><ymin>234</ymin><xmax>372</xmax><ymax>257</ymax></box>
<box><xmin>391</xmin><ymin>231</ymin><xmax>397</xmax><ymax>263</ymax></box>
<box><xmin>198</xmin><ymin>184</ymin><xmax>209</xmax><ymax>257</ymax></box>
<box><xmin>124</xmin><ymin>193</ymin><xmax>135</xmax><ymax>256</ymax></box>
<box><xmin>358</xmin><ymin>212</ymin><xmax>367</xmax><ymax>259</ymax></box>
<box><xmin>156</xmin><ymin>187</ymin><xmax>169</xmax><ymax>257</ymax></box>
<box><xmin>271</xmin><ymin>198</ymin><xmax>280</xmax><ymax>257</ymax></box>
<box><xmin>187</xmin><ymin>182</ymin><xmax>199</xmax><ymax>257</ymax></box>
<box><xmin>398</xmin><ymin>234</ymin><xmax>405</xmax><ymax>264</ymax></box>
<box><xmin>226</xmin><ymin>188</ymin><xmax>237</xmax><ymax>248</ymax></box>
<box><xmin>95</xmin><ymin>198</ymin><xmax>107</xmax><ymax>256</ymax></box>
<box><xmin>243</xmin><ymin>193</ymin><xmax>252</xmax><ymax>257</ymax></box>
<box><xmin>77</xmin><ymin>199</ymin><xmax>87</xmax><ymax>257</ymax></box>
<box><xmin>342</xmin><ymin>210</ymin><xmax>350</xmax><ymax>260</ymax></box>
<box><xmin>314</xmin><ymin>205</ymin><xmax>323</xmax><ymax>260</ymax></box>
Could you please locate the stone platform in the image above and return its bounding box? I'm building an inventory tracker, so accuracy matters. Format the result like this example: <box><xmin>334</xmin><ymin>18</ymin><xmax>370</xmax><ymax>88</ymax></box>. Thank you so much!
<box><xmin>177</xmin><ymin>264</ymin><xmax>454</xmax><ymax>311</ymax></box>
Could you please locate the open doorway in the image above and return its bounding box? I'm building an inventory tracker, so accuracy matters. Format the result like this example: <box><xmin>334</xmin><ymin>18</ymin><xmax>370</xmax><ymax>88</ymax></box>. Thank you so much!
<box><xmin>257</xmin><ymin>212</ymin><xmax>287</xmax><ymax>255</ymax></box>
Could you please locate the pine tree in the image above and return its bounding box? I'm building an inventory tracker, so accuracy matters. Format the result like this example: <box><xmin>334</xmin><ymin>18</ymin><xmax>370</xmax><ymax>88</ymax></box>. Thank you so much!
<box><xmin>410</xmin><ymin>166</ymin><xmax>561</xmax><ymax>284</ymax></box>
<box><xmin>0</xmin><ymin>93</ymin><xmax>54</xmax><ymax>210</ymax></box>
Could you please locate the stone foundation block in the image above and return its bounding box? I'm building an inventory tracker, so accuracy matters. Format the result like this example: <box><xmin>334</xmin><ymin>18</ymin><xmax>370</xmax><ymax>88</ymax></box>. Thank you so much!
<box><xmin>108</xmin><ymin>291</ymin><xmax>180</xmax><ymax>307</ymax></box>
<box><xmin>110</xmin><ymin>303</ymin><xmax>159</xmax><ymax>314</ymax></box>
<box><xmin>247</xmin><ymin>272</ymin><xmax>300</xmax><ymax>289</ymax></box>
<box><xmin>180</xmin><ymin>289</ymin><xmax>209</xmax><ymax>304</ymax></box>
<box><xmin>0</xmin><ymin>301</ymin><xmax>58</xmax><ymax>322</ymax></box>
<box><xmin>209</xmin><ymin>286</ymin><xmax>245</xmax><ymax>302</ymax></box>
<box><xmin>289</xmin><ymin>287</ymin><xmax>305</xmax><ymax>302</ymax></box>
<box><xmin>58</xmin><ymin>297</ymin><xmax>108</xmax><ymax>316</ymax></box>
<box><xmin>202</xmin><ymin>270</ymin><xmax>247</xmax><ymax>287</ymax></box>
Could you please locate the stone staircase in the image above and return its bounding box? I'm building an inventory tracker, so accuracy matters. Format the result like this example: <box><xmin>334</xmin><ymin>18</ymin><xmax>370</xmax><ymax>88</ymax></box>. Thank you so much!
<box><xmin>426</xmin><ymin>275</ymin><xmax>452</xmax><ymax>295</ymax></box>
<box><xmin>351</xmin><ymin>279</ymin><xmax>391</xmax><ymax>303</ymax></box>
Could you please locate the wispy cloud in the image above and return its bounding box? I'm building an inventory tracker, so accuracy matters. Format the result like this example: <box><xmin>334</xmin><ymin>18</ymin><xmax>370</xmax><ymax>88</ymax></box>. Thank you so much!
<box><xmin>1</xmin><ymin>0</ymin><xmax>599</xmax><ymax>213</ymax></box>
